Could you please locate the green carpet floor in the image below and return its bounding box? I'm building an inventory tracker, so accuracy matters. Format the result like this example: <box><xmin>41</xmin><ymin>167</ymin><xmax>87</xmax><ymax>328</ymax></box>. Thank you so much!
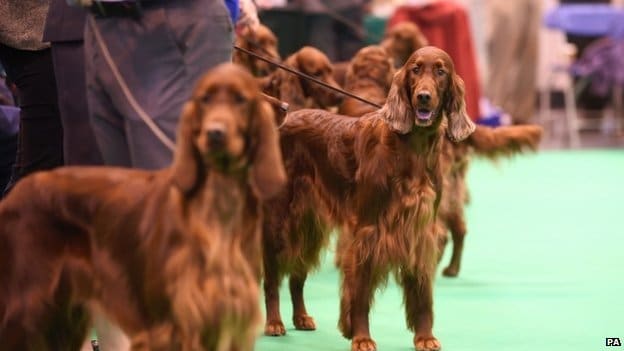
<box><xmin>255</xmin><ymin>150</ymin><xmax>624</xmax><ymax>351</ymax></box>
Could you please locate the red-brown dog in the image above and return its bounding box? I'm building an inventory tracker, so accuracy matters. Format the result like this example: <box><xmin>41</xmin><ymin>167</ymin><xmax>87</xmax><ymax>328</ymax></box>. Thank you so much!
<box><xmin>0</xmin><ymin>64</ymin><xmax>286</xmax><ymax>351</ymax></box>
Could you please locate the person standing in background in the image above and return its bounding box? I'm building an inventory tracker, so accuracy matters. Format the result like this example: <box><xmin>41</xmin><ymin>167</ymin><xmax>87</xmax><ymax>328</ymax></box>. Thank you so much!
<box><xmin>485</xmin><ymin>0</ymin><xmax>541</xmax><ymax>124</ymax></box>
<box><xmin>259</xmin><ymin>0</ymin><xmax>370</xmax><ymax>61</ymax></box>
<box><xmin>43</xmin><ymin>0</ymin><xmax>103</xmax><ymax>166</ymax></box>
<box><xmin>0</xmin><ymin>0</ymin><xmax>64</xmax><ymax>197</ymax></box>
<box><xmin>80</xmin><ymin>0</ymin><xmax>234</xmax><ymax>169</ymax></box>
<box><xmin>299</xmin><ymin>0</ymin><xmax>371</xmax><ymax>62</ymax></box>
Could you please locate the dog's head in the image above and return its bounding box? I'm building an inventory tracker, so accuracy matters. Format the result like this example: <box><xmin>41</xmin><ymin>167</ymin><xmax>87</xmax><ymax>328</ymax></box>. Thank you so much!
<box><xmin>275</xmin><ymin>46</ymin><xmax>343</xmax><ymax>109</ymax></box>
<box><xmin>234</xmin><ymin>24</ymin><xmax>281</xmax><ymax>76</ymax></box>
<box><xmin>381</xmin><ymin>21</ymin><xmax>429</xmax><ymax>67</ymax></box>
<box><xmin>172</xmin><ymin>63</ymin><xmax>286</xmax><ymax>200</ymax></box>
<box><xmin>382</xmin><ymin>46</ymin><xmax>475</xmax><ymax>141</ymax></box>
<box><xmin>344</xmin><ymin>45</ymin><xmax>395</xmax><ymax>93</ymax></box>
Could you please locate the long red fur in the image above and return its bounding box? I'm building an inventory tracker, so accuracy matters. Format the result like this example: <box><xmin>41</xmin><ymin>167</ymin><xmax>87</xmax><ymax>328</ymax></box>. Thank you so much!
<box><xmin>262</xmin><ymin>47</ymin><xmax>476</xmax><ymax>351</ymax></box>
<box><xmin>0</xmin><ymin>64</ymin><xmax>286</xmax><ymax>351</ymax></box>
<box><xmin>336</xmin><ymin>41</ymin><xmax>543</xmax><ymax>279</ymax></box>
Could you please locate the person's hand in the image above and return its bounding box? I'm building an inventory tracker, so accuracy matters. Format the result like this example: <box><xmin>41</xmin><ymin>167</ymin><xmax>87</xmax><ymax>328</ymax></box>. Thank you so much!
<box><xmin>255</xmin><ymin>0</ymin><xmax>287</xmax><ymax>9</ymax></box>
<box><xmin>237</xmin><ymin>0</ymin><xmax>260</xmax><ymax>32</ymax></box>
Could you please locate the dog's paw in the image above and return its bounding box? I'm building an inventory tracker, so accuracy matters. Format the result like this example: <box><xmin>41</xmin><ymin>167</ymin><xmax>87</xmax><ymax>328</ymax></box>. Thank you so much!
<box><xmin>264</xmin><ymin>320</ymin><xmax>286</xmax><ymax>336</ymax></box>
<box><xmin>293</xmin><ymin>314</ymin><xmax>316</xmax><ymax>330</ymax></box>
<box><xmin>351</xmin><ymin>336</ymin><xmax>377</xmax><ymax>351</ymax></box>
<box><xmin>414</xmin><ymin>336</ymin><xmax>441</xmax><ymax>351</ymax></box>
<box><xmin>442</xmin><ymin>265</ymin><xmax>459</xmax><ymax>277</ymax></box>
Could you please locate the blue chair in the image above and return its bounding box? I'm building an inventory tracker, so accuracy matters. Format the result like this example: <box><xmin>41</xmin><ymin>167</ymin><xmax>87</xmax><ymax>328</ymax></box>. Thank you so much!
<box><xmin>545</xmin><ymin>4</ymin><xmax>624</xmax><ymax>37</ymax></box>
<box><xmin>542</xmin><ymin>3</ymin><xmax>624</xmax><ymax>146</ymax></box>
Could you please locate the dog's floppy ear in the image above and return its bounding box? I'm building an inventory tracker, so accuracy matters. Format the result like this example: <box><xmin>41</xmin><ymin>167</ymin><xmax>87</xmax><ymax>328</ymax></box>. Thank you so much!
<box><xmin>233</xmin><ymin>38</ymin><xmax>251</xmax><ymax>69</ymax></box>
<box><xmin>384</xmin><ymin>56</ymin><xmax>397</xmax><ymax>92</ymax></box>
<box><xmin>444</xmin><ymin>72</ymin><xmax>475</xmax><ymax>142</ymax></box>
<box><xmin>277</xmin><ymin>52</ymin><xmax>306</xmax><ymax>108</ymax></box>
<box><xmin>172</xmin><ymin>101</ymin><xmax>202</xmax><ymax>194</ymax></box>
<box><xmin>381</xmin><ymin>67</ymin><xmax>415</xmax><ymax>134</ymax></box>
<box><xmin>249</xmin><ymin>98</ymin><xmax>287</xmax><ymax>200</ymax></box>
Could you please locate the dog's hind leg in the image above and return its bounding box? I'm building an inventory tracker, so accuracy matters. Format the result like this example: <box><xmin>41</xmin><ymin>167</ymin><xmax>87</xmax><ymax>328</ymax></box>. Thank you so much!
<box><xmin>441</xmin><ymin>211</ymin><xmax>466</xmax><ymax>278</ymax></box>
<box><xmin>337</xmin><ymin>270</ymin><xmax>353</xmax><ymax>340</ymax></box>
<box><xmin>289</xmin><ymin>269</ymin><xmax>316</xmax><ymax>331</ymax></box>
<box><xmin>262</xmin><ymin>245</ymin><xmax>286</xmax><ymax>336</ymax></box>
<box><xmin>290</xmin><ymin>209</ymin><xmax>328</xmax><ymax>332</ymax></box>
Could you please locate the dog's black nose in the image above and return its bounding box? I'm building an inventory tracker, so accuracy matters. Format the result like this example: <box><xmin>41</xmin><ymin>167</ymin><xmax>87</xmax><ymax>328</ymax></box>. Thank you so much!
<box><xmin>417</xmin><ymin>92</ymin><xmax>431</xmax><ymax>104</ymax></box>
<box><xmin>207</xmin><ymin>129</ymin><xmax>225</xmax><ymax>148</ymax></box>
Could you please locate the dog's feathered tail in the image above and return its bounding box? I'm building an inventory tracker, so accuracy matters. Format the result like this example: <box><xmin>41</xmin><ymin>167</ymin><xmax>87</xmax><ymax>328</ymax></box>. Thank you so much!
<box><xmin>466</xmin><ymin>124</ymin><xmax>543</xmax><ymax>160</ymax></box>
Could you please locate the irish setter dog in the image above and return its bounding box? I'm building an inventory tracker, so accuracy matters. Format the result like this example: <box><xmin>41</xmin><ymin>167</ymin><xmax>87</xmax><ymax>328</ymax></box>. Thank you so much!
<box><xmin>233</xmin><ymin>24</ymin><xmax>281</xmax><ymax>77</ymax></box>
<box><xmin>263</xmin><ymin>46</ymin><xmax>343</xmax><ymax>114</ymax></box>
<box><xmin>262</xmin><ymin>46</ymin><xmax>476</xmax><ymax>351</ymax></box>
<box><xmin>0</xmin><ymin>64</ymin><xmax>286</xmax><ymax>351</ymax></box>
<box><xmin>337</xmin><ymin>45</ymin><xmax>542</xmax><ymax>279</ymax></box>
<box><xmin>338</xmin><ymin>45</ymin><xmax>396</xmax><ymax>117</ymax></box>
<box><xmin>381</xmin><ymin>21</ymin><xmax>429</xmax><ymax>68</ymax></box>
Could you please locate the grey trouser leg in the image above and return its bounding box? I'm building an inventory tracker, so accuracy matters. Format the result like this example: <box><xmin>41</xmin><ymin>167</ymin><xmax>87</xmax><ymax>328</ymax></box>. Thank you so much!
<box><xmin>84</xmin><ymin>0</ymin><xmax>233</xmax><ymax>169</ymax></box>
<box><xmin>51</xmin><ymin>41</ymin><xmax>103</xmax><ymax>166</ymax></box>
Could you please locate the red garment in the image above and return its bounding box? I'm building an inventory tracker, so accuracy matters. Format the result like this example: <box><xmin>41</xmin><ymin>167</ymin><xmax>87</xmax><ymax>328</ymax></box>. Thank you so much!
<box><xmin>388</xmin><ymin>1</ymin><xmax>481</xmax><ymax>120</ymax></box>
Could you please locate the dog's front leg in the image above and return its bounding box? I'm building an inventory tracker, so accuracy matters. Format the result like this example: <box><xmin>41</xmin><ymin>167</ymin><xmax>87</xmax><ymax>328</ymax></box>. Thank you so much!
<box><xmin>338</xmin><ymin>228</ymin><xmax>378</xmax><ymax>351</ymax></box>
<box><xmin>399</xmin><ymin>270</ymin><xmax>440</xmax><ymax>351</ymax></box>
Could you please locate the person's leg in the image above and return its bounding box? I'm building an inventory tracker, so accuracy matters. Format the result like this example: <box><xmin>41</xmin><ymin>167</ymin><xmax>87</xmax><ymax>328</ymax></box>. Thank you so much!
<box><xmin>84</xmin><ymin>0</ymin><xmax>233</xmax><ymax>170</ymax></box>
<box><xmin>83</xmin><ymin>18</ymin><xmax>134</xmax><ymax>168</ymax></box>
<box><xmin>51</xmin><ymin>41</ymin><xmax>103</xmax><ymax>166</ymax></box>
<box><xmin>486</xmin><ymin>0</ymin><xmax>540</xmax><ymax>124</ymax></box>
<box><xmin>0</xmin><ymin>44</ymin><xmax>63</xmax><ymax>195</ymax></box>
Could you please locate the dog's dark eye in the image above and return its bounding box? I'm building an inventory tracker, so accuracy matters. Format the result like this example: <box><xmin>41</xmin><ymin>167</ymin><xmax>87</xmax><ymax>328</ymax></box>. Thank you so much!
<box><xmin>199</xmin><ymin>93</ymin><xmax>212</xmax><ymax>105</ymax></box>
<box><xmin>233</xmin><ymin>93</ymin><xmax>247</xmax><ymax>104</ymax></box>
<box><xmin>437</xmin><ymin>69</ymin><xmax>446</xmax><ymax>77</ymax></box>
<box><xmin>412</xmin><ymin>66</ymin><xmax>420</xmax><ymax>74</ymax></box>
